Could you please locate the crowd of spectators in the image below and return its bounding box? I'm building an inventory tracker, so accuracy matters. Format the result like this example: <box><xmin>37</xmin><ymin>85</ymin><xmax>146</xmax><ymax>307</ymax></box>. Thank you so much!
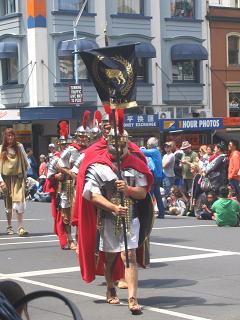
<box><xmin>142</xmin><ymin>138</ymin><xmax>240</xmax><ymax>227</ymax></box>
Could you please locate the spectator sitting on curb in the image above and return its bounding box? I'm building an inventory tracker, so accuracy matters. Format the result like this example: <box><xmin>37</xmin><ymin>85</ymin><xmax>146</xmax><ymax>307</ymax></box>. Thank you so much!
<box><xmin>195</xmin><ymin>191</ymin><xmax>217</xmax><ymax>220</ymax></box>
<box><xmin>211</xmin><ymin>186</ymin><xmax>240</xmax><ymax>227</ymax></box>
<box><xmin>168</xmin><ymin>187</ymin><xmax>186</xmax><ymax>216</ymax></box>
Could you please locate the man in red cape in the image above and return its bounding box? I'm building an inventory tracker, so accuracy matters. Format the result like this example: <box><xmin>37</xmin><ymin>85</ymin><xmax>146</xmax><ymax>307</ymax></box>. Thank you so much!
<box><xmin>73</xmin><ymin>129</ymin><xmax>153</xmax><ymax>314</ymax></box>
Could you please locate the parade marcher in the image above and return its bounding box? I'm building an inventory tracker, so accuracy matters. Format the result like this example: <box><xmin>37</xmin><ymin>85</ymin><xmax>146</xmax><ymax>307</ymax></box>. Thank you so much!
<box><xmin>71</xmin><ymin>110</ymin><xmax>102</xmax><ymax>177</ymax></box>
<box><xmin>45</xmin><ymin>120</ymin><xmax>72</xmax><ymax>249</ymax></box>
<box><xmin>0</xmin><ymin>128</ymin><xmax>29</xmax><ymax>236</ymax></box>
<box><xmin>57</xmin><ymin>112</ymin><xmax>91</xmax><ymax>250</ymax></box>
<box><xmin>74</xmin><ymin>126</ymin><xmax>153</xmax><ymax>315</ymax></box>
<box><xmin>48</xmin><ymin>143</ymin><xmax>60</xmax><ymax>159</ymax></box>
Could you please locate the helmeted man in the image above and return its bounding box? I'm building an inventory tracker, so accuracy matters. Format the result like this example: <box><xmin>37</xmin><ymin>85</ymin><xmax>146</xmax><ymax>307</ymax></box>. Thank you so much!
<box><xmin>57</xmin><ymin>112</ymin><xmax>91</xmax><ymax>249</ymax></box>
<box><xmin>45</xmin><ymin>120</ymin><xmax>72</xmax><ymax>249</ymax></box>
<box><xmin>74</xmin><ymin>125</ymin><xmax>153</xmax><ymax>315</ymax></box>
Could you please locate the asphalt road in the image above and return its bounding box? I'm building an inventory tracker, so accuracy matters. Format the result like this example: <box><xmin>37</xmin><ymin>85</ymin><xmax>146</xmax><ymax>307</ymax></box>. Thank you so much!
<box><xmin>0</xmin><ymin>200</ymin><xmax>240</xmax><ymax>320</ymax></box>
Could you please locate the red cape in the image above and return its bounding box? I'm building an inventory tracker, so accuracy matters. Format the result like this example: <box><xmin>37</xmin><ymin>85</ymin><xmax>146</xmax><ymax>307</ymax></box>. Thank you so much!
<box><xmin>44</xmin><ymin>177</ymin><xmax>67</xmax><ymax>249</ymax></box>
<box><xmin>72</xmin><ymin>137</ymin><xmax>147</xmax><ymax>226</ymax></box>
<box><xmin>73</xmin><ymin>144</ymin><xmax>153</xmax><ymax>283</ymax></box>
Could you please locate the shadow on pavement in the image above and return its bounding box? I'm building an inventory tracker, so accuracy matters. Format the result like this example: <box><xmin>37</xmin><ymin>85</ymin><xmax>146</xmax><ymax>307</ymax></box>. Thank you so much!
<box><xmin>138</xmin><ymin>295</ymin><xmax>232</xmax><ymax>309</ymax></box>
<box><xmin>150</xmin><ymin>236</ymin><xmax>190</xmax><ymax>244</ymax></box>
<box><xmin>138</xmin><ymin>278</ymin><xmax>197</xmax><ymax>289</ymax></box>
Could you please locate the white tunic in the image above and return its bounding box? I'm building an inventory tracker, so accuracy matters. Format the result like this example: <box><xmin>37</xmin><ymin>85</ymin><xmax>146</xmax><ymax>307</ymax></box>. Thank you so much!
<box><xmin>83</xmin><ymin>163</ymin><xmax>147</xmax><ymax>252</ymax></box>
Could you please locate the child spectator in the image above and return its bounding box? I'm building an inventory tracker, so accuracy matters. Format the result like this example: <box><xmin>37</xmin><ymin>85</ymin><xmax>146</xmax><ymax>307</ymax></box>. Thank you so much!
<box><xmin>211</xmin><ymin>186</ymin><xmax>240</xmax><ymax>227</ymax></box>
<box><xmin>195</xmin><ymin>191</ymin><xmax>216</xmax><ymax>220</ymax></box>
<box><xmin>228</xmin><ymin>185</ymin><xmax>240</xmax><ymax>203</ymax></box>
<box><xmin>168</xmin><ymin>187</ymin><xmax>186</xmax><ymax>216</ymax></box>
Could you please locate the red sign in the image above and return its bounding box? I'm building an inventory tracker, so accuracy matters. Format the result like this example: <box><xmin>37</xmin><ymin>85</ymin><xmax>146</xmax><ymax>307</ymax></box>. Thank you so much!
<box><xmin>223</xmin><ymin>117</ymin><xmax>240</xmax><ymax>127</ymax></box>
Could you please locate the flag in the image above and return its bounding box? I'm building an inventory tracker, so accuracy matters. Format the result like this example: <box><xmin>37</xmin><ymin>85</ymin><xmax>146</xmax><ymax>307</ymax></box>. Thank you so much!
<box><xmin>80</xmin><ymin>44</ymin><xmax>137</xmax><ymax>109</ymax></box>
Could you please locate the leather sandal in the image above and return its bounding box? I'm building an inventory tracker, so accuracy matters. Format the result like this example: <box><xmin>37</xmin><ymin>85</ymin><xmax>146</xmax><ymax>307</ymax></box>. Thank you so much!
<box><xmin>118</xmin><ymin>279</ymin><xmax>128</xmax><ymax>289</ymax></box>
<box><xmin>68</xmin><ymin>241</ymin><xmax>77</xmax><ymax>250</ymax></box>
<box><xmin>106</xmin><ymin>287</ymin><xmax>120</xmax><ymax>304</ymax></box>
<box><xmin>18</xmin><ymin>227</ymin><xmax>28</xmax><ymax>237</ymax></box>
<box><xmin>128</xmin><ymin>297</ymin><xmax>142</xmax><ymax>315</ymax></box>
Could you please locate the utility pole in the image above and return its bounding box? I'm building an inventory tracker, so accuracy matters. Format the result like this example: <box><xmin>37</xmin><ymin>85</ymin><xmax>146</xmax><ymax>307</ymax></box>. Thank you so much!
<box><xmin>73</xmin><ymin>0</ymin><xmax>88</xmax><ymax>85</ymax></box>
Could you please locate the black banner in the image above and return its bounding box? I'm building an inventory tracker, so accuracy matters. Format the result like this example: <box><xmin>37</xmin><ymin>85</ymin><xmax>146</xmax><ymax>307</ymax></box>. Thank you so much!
<box><xmin>80</xmin><ymin>44</ymin><xmax>137</xmax><ymax>108</ymax></box>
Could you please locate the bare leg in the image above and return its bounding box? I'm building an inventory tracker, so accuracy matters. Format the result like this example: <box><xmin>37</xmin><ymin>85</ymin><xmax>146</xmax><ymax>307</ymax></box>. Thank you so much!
<box><xmin>121</xmin><ymin>249</ymin><xmax>138</xmax><ymax>299</ymax></box>
<box><xmin>104</xmin><ymin>252</ymin><xmax>119</xmax><ymax>304</ymax></box>
<box><xmin>62</xmin><ymin>208</ymin><xmax>76</xmax><ymax>250</ymax></box>
<box><xmin>6</xmin><ymin>209</ymin><xmax>13</xmax><ymax>227</ymax></box>
<box><xmin>17</xmin><ymin>212</ymin><xmax>24</xmax><ymax>229</ymax></box>
<box><xmin>121</xmin><ymin>249</ymin><xmax>141</xmax><ymax>314</ymax></box>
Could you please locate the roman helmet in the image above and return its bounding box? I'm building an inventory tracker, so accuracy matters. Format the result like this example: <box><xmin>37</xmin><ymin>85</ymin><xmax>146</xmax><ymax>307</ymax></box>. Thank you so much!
<box><xmin>90</xmin><ymin>110</ymin><xmax>102</xmax><ymax>142</ymax></box>
<box><xmin>105</xmin><ymin>109</ymin><xmax>128</xmax><ymax>157</ymax></box>
<box><xmin>57</xmin><ymin>120</ymin><xmax>72</xmax><ymax>148</ymax></box>
<box><xmin>75</xmin><ymin>110</ymin><xmax>91</xmax><ymax>146</ymax></box>
<box><xmin>101</xmin><ymin>104</ymin><xmax>113</xmax><ymax>138</ymax></box>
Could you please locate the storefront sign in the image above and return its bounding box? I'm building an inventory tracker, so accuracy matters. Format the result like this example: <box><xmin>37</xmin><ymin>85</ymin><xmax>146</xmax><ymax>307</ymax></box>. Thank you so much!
<box><xmin>13</xmin><ymin>123</ymin><xmax>32</xmax><ymax>144</ymax></box>
<box><xmin>160</xmin><ymin>118</ymin><xmax>223</xmax><ymax>132</ymax></box>
<box><xmin>69</xmin><ymin>84</ymin><xmax>83</xmax><ymax>104</ymax></box>
<box><xmin>223</xmin><ymin>117</ymin><xmax>240</xmax><ymax>127</ymax></box>
<box><xmin>124</xmin><ymin>114</ymin><xmax>158</xmax><ymax>129</ymax></box>
<box><xmin>0</xmin><ymin>109</ymin><xmax>20</xmax><ymax>121</ymax></box>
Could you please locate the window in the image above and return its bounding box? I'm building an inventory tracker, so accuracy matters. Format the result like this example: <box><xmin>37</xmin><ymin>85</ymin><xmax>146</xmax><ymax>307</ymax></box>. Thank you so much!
<box><xmin>59</xmin><ymin>0</ymin><xmax>88</xmax><ymax>11</ymax></box>
<box><xmin>170</xmin><ymin>0</ymin><xmax>194</xmax><ymax>18</ymax></box>
<box><xmin>59</xmin><ymin>56</ymin><xmax>87</xmax><ymax>81</ymax></box>
<box><xmin>229</xmin><ymin>92</ymin><xmax>240</xmax><ymax>117</ymax></box>
<box><xmin>137</xmin><ymin>58</ymin><xmax>148</xmax><ymax>82</ymax></box>
<box><xmin>117</xmin><ymin>0</ymin><xmax>143</xmax><ymax>14</ymax></box>
<box><xmin>0</xmin><ymin>0</ymin><xmax>16</xmax><ymax>16</ymax></box>
<box><xmin>1</xmin><ymin>57</ymin><xmax>18</xmax><ymax>84</ymax></box>
<box><xmin>228</xmin><ymin>35</ymin><xmax>240</xmax><ymax>65</ymax></box>
<box><xmin>176</xmin><ymin>107</ymin><xmax>190</xmax><ymax>118</ymax></box>
<box><xmin>172</xmin><ymin>60</ymin><xmax>198</xmax><ymax>82</ymax></box>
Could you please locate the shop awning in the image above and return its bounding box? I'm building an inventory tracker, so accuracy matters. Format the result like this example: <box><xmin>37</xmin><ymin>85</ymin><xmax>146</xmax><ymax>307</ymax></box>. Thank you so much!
<box><xmin>20</xmin><ymin>106</ymin><xmax>96</xmax><ymax>121</ymax></box>
<box><xmin>118</xmin><ymin>41</ymin><xmax>156</xmax><ymax>58</ymax></box>
<box><xmin>0</xmin><ymin>42</ymin><xmax>18</xmax><ymax>59</ymax></box>
<box><xmin>171</xmin><ymin>43</ymin><xmax>208</xmax><ymax>61</ymax></box>
<box><xmin>58</xmin><ymin>39</ymin><xmax>98</xmax><ymax>57</ymax></box>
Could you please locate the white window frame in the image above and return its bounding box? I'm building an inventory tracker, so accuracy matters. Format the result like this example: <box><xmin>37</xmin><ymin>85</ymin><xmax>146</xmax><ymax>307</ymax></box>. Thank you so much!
<box><xmin>227</xmin><ymin>32</ymin><xmax>240</xmax><ymax>66</ymax></box>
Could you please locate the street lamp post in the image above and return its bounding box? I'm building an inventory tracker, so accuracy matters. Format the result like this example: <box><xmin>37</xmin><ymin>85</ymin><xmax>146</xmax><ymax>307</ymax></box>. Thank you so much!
<box><xmin>73</xmin><ymin>0</ymin><xmax>88</xmax><ymax>85</ymax></box>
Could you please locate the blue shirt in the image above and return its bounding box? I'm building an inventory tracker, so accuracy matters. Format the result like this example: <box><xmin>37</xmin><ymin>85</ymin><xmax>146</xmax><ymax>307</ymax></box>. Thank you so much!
<box><xmin>141</xmin><ymin>147</ymin><xmax>163</xmax><ymax>178</ymax></box>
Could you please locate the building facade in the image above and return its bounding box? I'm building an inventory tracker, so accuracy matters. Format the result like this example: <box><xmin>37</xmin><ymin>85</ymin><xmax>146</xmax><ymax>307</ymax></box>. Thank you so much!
<box><xmin>0</xmin><ymin>0</ymin><xmax>163</xmax><ymax>153</ymax></box>
<box><xmin>159</xmin><ymin>0</ymin><xmax>210</xmax><ymax>119</ymax></box>
<box><xmin>207</xmin><ymin>3</ymin><xmax>240</xmax><ymax>118</ymax></box>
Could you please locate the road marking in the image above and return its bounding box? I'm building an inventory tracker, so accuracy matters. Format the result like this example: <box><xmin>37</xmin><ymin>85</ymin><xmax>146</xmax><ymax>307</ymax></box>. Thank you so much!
<box><xmin>153</xmin><ymin>225</ymin><xmax>216</xmax><ymax>230</ymax></box>
<box><xmin>7</xmin><ymin>277</ymin><xmax>212</xmax><ymax>320</ymax></box>
<box><xmin>150</xmin><ymin>242</ymin><xmax>236</xmax><ymax>254</ymax></box>
<box><xmin>0</xmin><ymin>240</ymin><xmax>59</xmax><ymax>246</ymax></box>
<box><xmin>7</xmin><ymin>267</ymin><xmax>80</xmax><ymax>278</ymax></box>
<box><xmin>0</xmin><ymin>219</ymin><xmax>45</xmax><ymax>222</ymax></box>
<box><xmin>0</xmin><ymin>234</ymin><xmax>56</xmax><ymax>241</ymax></box>
<box><xmin>150</xmin><ymin>252</ymin><xmax>235</xmax><ymax>263</ymax></box>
